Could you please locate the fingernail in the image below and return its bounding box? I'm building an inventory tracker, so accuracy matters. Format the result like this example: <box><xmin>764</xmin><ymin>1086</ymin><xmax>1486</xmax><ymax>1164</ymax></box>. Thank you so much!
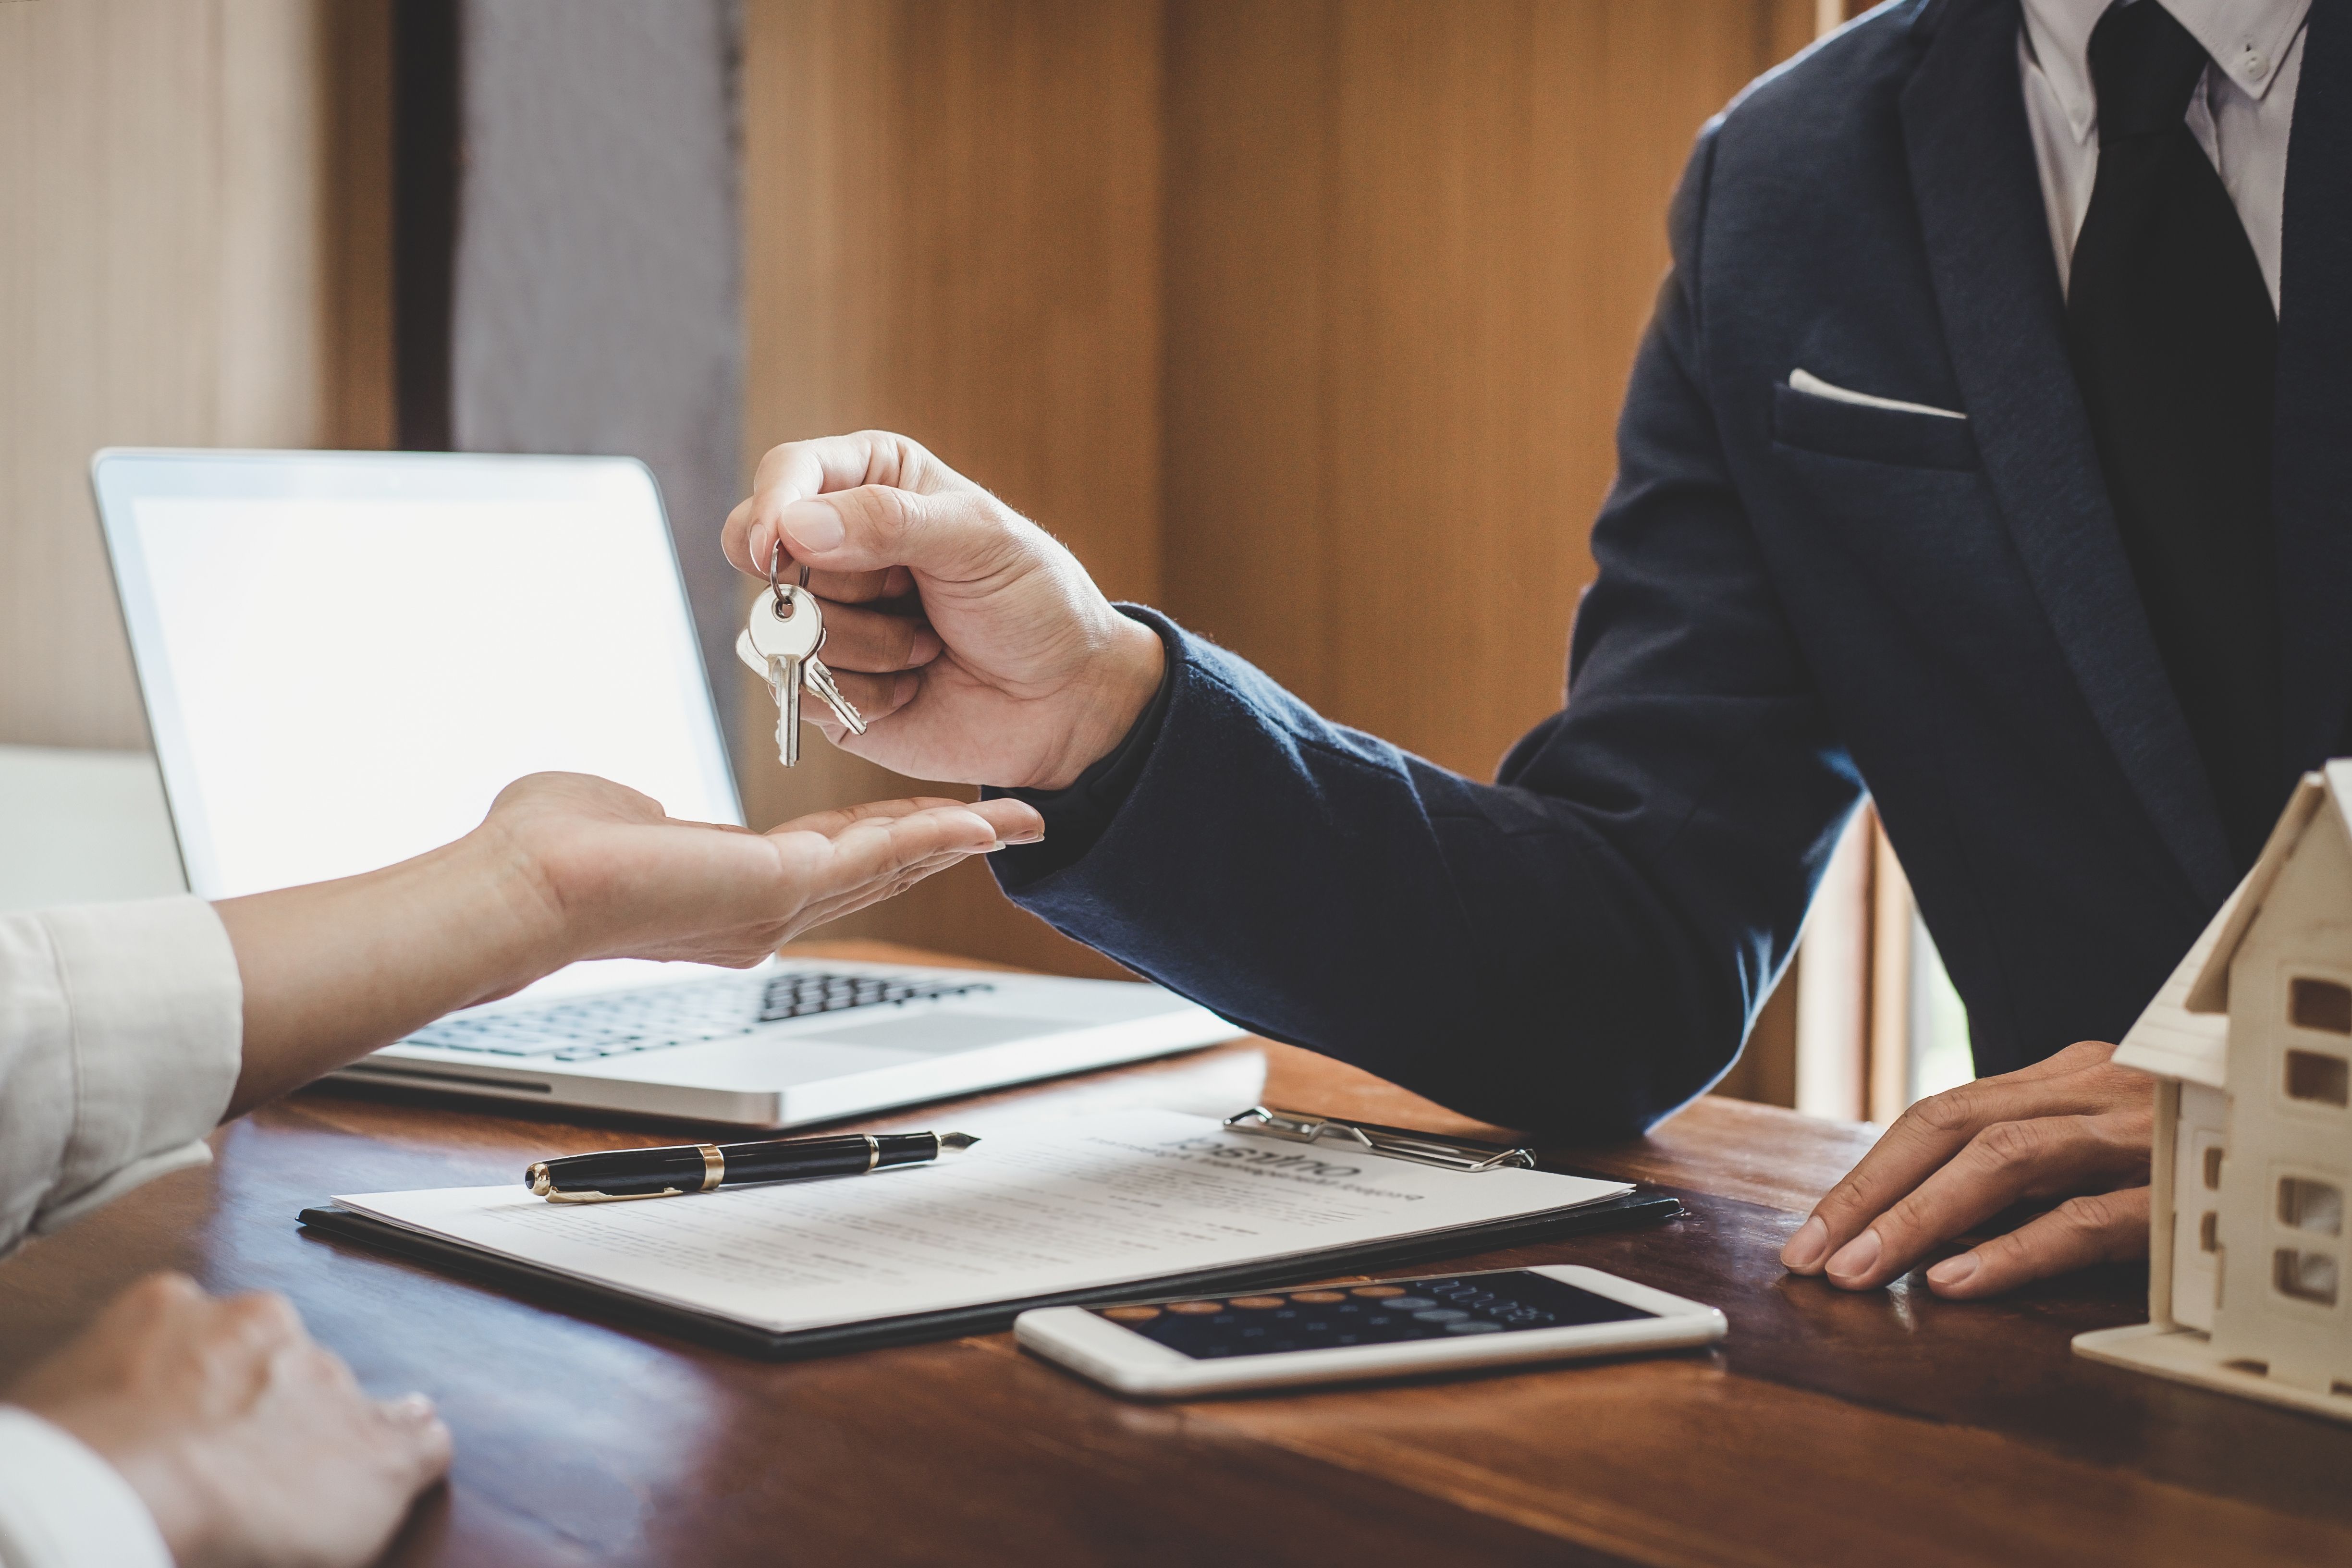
<box><xmin>390</xmin><ymin>1392</ymin><xmax>437</xmax><ymax>1422</ymax></box>
<box><xmin>1780</xmin><ymin>1215</ymin><xmax>1829</xmax><ymax>1271</ymax></box>
<box><xmin>782</xmin><ymin>502</ymin><xmax>844</xmax><ymax>552</ymax></box>
<box><xmin>1825</xmin><ymin>1227</ymin><xmax>1882</xmax><ymax>1281</ymax></box>
<box><xmin>1927</xmin><ymin>1252</ymin><xmax>1979</xmax><ymax>1290</ymax></box>
<box><xmin>1002</xmin><ymin>829</ymin><xmax>1044</xmax><ymax>845</ymax></box>
<box><xmin>747</xmin><ymin>523</ymin><xmax>773</xmax><ymax>569</ymax></box>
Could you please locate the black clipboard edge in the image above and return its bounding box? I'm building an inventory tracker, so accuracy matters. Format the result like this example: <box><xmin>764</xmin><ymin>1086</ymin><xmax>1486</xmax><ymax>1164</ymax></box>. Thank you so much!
<box><xmin>297</xmin><ymin>1188</ymin><xmax>1682</xmax><ymax>1361</ymax></box>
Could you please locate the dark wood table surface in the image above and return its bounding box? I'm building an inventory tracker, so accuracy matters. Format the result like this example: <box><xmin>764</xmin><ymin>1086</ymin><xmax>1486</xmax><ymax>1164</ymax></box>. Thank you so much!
<box><xmin>4</xmin><ymin>942</ymin><xmax>2348</xmax><ymax>1567</ymax></box>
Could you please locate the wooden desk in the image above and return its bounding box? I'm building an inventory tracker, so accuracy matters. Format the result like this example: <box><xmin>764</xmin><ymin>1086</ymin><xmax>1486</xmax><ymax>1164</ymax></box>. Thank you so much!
<box><xmin>3</xmin><ymin>943</ymin><xmax>2348</xmax><ymax>1567</ymax></box>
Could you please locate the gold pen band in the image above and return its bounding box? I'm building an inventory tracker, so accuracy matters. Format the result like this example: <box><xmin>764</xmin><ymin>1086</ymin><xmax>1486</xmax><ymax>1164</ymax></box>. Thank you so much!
<box><xmin>698</xmin><ymin>1143</ymin><xmax>726</xmax><ymax>1192</ymax></box>
<box><xmin>864</xmin><ymin>1134</ymin><xmax>880</xmax><ymax>1172</ymax></box>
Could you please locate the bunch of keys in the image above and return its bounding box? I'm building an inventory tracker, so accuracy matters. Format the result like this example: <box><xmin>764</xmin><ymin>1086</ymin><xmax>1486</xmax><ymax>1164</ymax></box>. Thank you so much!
<box><xmin>737</xmin><ymin>546</ymin><xmax>866</xmax><ymax>766</ymax></box>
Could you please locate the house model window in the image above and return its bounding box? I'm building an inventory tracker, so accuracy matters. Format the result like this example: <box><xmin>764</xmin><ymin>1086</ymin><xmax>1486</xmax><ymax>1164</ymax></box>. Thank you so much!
<box><xmin>2075</xmin><ymin>763</ymin><xmax>2352</xmax><ymax>1421</ymax></box>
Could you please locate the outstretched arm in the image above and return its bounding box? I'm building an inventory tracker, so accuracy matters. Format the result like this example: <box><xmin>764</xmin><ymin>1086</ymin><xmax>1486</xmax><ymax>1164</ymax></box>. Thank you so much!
<box><xmin>216</xmin><ymin>772</ymin><xmax>1040</xmax><ymax>1115</ymax></box>
<box><xmin>719</xmin><ymin>131</ymin><xmax>1858</xmax><ymax>1138</ymax></box>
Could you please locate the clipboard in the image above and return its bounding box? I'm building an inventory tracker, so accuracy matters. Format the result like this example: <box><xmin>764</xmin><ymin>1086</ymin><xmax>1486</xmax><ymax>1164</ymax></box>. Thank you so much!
<box><xmin>295</xmin><ymin>1106</ymin><xmax>1682</xmax><ymax>1361</ymax></box>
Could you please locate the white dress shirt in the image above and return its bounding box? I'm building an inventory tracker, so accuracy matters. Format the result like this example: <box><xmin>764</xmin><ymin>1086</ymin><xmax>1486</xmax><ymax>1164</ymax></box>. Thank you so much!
<box><xmin>2020</xmin><ymin>0</ymin><xmax>2310</xmax><ymax>306</ymax></box>
<box><xmin>0</xmin><ymin>895</ymin><xmax>243</xmax><ymax>1568</ymax></box>
<box><xmin>0</xmin><ymin>1410</ymin><xmax>172</xmax><ymax>1568</ymax></box>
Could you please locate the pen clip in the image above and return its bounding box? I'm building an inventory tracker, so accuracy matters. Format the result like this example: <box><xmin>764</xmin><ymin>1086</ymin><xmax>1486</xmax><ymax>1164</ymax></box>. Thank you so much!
<box><xmin>541</xmin><ymin>1187</ymin><xmax>689</xmax><ymax>1203</ymax></box>
<box><xmin>528</xmin><ymin>1160</ymin><xmax>698</xmax><ymax>1204</ymax></box>
<box><xmin>527</xmin><ymin>1145</ymin><xmax>725</xmax><ymax>1204</ymax></box>
<box><xmin>1221</xmin><ymin>1106</ymin><xmax>1538</xmax><ymax>1173</ymax></box>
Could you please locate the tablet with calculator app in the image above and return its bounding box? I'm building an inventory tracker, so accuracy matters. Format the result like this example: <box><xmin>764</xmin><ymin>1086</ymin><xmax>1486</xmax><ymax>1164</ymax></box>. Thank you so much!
<box><xmin>1015</xmin><ymin>1266</ymin><xmax>1726</xmax><ymax>1397</ymax></box>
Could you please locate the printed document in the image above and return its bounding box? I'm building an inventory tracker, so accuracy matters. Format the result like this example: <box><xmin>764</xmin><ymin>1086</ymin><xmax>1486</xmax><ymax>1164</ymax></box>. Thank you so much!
<box><xmin>335</xmin><ymin>1109</ymin><xmax>1629</xmax><ymax>1332</ymax></box>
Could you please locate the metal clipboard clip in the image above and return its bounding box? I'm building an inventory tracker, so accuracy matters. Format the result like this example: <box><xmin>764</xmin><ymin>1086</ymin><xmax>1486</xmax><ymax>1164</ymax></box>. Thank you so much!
<box><xmin>1221</xmin><ymin>1106</ymin><xmax>1538</xmax><ymax>1173</ymax></box>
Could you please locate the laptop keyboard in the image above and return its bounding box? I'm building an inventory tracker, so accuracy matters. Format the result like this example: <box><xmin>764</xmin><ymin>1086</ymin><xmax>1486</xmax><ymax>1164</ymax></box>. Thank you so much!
<box><xmin>399</xmin><ymin>971</ymin><xmax>997</xmax><ymax>1063</ymax></box>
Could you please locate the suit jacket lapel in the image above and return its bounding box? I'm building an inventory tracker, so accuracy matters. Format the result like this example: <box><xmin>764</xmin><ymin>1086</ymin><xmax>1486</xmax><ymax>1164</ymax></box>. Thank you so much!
<box><xmin>1899</xmin><ymin>0</ymin><xmax>2239</xmax><ymax>905</ymax></box>
<box><xmin>2274</xmin><ymin>0</ymin><xmax>2352</xmax><ymax>777</ymax></box>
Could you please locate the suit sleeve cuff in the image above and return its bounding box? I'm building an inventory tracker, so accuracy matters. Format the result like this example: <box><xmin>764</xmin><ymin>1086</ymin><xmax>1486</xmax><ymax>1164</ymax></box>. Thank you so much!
<box><xmin>985</xmin><ymin>605</ymin><xmax>1177</xmax><ymax>883</ymax></box>
<box><xmin>0</xmin><ymin>1408</ymin><xmax>173</xmax><ymax>1568</ymax></box>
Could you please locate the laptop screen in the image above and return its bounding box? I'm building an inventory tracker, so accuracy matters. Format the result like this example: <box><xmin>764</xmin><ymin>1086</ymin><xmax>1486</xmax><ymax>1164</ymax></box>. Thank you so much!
<box><xmin>93</xmin><ymin>450</ymin><xmax>744</xmax><ymax>1001</ymax></box>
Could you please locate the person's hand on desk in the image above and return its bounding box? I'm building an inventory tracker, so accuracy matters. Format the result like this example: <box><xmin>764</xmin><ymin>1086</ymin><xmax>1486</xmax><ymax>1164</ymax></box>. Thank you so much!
<box><xmin>8</xmin><ymin>1272</ymin><xmax>450</xmax><ymax>1568</ymax></box>
<box><xmin>1780</xmin><ymin>1040</ymin><xmax>2155</xmax><ymax>1298</ymax></box>
<box><xmin>722</xmin><ymin>431</ymin><xmax>1164</xmax><ymax>788</ymax></box>
<box><xmin>218</xmin><ymin>771</ymin><xmax>1042</xmax><ymax>1112</ymax></box>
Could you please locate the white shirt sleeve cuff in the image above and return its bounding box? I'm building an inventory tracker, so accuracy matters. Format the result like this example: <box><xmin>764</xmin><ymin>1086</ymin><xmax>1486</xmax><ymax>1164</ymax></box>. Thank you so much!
<box><xmin>0</xmin><ymin>1408</ymin><xmax>172</xmax><ymax>1568</ymax></box>
<box><xmin>34</xmin><ymin>898</ymin><xmax>242</xmax><ymax>1234</ymax></box>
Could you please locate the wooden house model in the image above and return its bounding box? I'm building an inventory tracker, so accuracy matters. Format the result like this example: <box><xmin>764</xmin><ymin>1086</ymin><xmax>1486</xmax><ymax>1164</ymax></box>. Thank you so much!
<box><xmin>2075</xmin><ymin>763</ymin><xmax>2352</xmax><ymax>1420</ymax></box>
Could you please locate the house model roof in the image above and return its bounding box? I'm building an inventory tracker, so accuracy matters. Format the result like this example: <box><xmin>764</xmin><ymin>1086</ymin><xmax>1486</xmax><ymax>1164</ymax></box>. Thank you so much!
<box><xmin>2114</xmin><ymin>764</ymin><xmax>2351</xmax><ymax>1088</ymax></box>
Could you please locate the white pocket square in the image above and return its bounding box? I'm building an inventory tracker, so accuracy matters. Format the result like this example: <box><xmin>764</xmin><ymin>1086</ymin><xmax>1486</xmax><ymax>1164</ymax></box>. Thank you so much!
<box><xmin>1790</xmin><ymin>368</ymin><xmax>1966</xmax><ymax>421</ymax></box>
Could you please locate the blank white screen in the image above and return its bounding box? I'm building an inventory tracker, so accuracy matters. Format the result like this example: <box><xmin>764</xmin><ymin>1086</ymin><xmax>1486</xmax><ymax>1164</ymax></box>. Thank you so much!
<box><xmin>112</xmin><ymin>456</ymin><xmax>740</xmax><ymax>1002</ymax></box>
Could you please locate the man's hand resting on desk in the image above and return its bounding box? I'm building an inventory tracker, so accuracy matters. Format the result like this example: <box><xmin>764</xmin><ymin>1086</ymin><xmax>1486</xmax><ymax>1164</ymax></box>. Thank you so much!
<box><xmin>1780</xmin><ymin>1040</ymin><xmax>2155</xmax><ymax>1298</ymax></box>
<box><xmin>722</xmin><ymin>431</ymin><xmax>1164</xmax><ymax>789</ymax></box>
<box><xmin>8</xmin><ymin>1272</ymin><xmax>450</xmax><ymax>1568</ymax></box>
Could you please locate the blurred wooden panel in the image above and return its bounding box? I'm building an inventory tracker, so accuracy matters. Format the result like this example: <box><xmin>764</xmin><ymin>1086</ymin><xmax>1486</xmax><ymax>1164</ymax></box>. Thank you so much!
<box><xmin>0</xmin><ymin>0</ymin><xmax>392</xmax><ymax>750</ymax></box>
<box><xmin>1165</xmin><ymin>0</ymin><xmax>1814</xmax><ymax>780</ymax></box>
<box><xmin>737</xmin><ymin>0</ymin><xmax>1162</xmax><ymax>976</ymax></box>
<box><xmin>324</xmin><ymin>1</ymin><xmax>398</xmax><ymax>453</ymax></box>
<box><xmin>1714</xmin><ymin>963</ymin><xmax>1800</xmax><ymax>1107</ymax></box>
<box><xmin>740</xmin><ymin>0</ymin><xmax>1815</xmax><ymax>975</ymax></box>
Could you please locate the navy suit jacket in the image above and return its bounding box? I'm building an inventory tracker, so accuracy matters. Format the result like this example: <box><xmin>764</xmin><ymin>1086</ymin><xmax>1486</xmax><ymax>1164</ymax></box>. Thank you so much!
<box><xmin>996</xmin><ymin>0</ymin><xmax>2352</xmax><ymax>1139</ymax></box>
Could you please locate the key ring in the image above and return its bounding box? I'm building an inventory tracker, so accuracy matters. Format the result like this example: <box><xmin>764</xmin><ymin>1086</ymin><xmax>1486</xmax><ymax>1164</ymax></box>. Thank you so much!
<box><xmin>765</xmin><ymin>542</ymin><xmax>814</xmax><ymax>617</ymax></box>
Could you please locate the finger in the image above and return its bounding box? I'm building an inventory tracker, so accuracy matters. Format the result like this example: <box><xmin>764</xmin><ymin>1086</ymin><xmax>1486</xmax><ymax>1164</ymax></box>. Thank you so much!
<box><xmin>728</xmin><ymin>435</ymin><xmax>900</xmax><ymax>574</ymax></box>
<box><xmin>774</xmin><ymin>483</ymin><xmax>1026</xmax><ymax>587</ymax></box>
<box><xmin>782</xmin><ymin>796</ymin><xmax>1034</xmax><ymax>849</ymax></box>
<box><xmin>767</xmin><ymin>796</ymin><xmax>980</xmax><ymax>841</ymax></box>
<box><xmin>1820</xmin><ymin>1112</ymin><xmax>2149</xmax><ymax>1290</ymax></box>
<box><xmin>1783</xmin><ymin>1064</ymin><xmax>2139</xmax><ymax>1274</ymax></box>
<box><xmin>768</xmin><ymin>806</ymin><xmax>1001</xmax><ymax>888</ymax></box>
<box><xmin>2002</xmin><ymin>1038</ymin><xmax>2122</xmax><ymax>1082</ymax></box>
<box><xmin>1923</xmin><ymin>1186</ymin><xmax>2151</xmax><ymax>1299</ymax></box>
<box><xmin>730</xmin><ymin>432</ymin><xmax>957</xmax><ymax>575</ymax></box>
<box><xmin>805</xmin><ymin>566</ymin><xmax>919</xmax><ymax>606</ymax></box>
<box><xmin>725</xmin><ymin>509</ymin><xmax>896</xmax><ymax>600</ymax></box>
<box><xmin>969</xmin><ymin>797</ymin><xmax>1044</xmax><ymax>843</ymax></box>
<box><xmin>220</xmin><ymin>1290</ymin><xmax>306</xmax><ymax>1352</ymax></box>
<box><xmin>378</xmin><ymin>1393</ymin><xmax>455</xmax><ymax>1483</ymax></box>
<box><xmin>121</xmin><ymin>1270</ymin><xmax>207</xmax><ymax>1320</ymax></box>
<box><xmin>814</xmin><ymin>601</ymin><xmax>944</xmax><ymax>672</ymax></box>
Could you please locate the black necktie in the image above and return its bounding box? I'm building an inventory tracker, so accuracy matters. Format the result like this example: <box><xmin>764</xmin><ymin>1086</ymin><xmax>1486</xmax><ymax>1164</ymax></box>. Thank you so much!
<box><xmin>2066</xmin><ymin>0</ymin><xmax>2281</xmax><ymax>869</ymax></box>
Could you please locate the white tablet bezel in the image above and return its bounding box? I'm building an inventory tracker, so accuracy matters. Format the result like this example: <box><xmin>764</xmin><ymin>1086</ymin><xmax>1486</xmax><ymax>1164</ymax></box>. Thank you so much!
<box><xmin>1013</xmin><ymin>1264</ymin><xmax>1726</xmax><ymax>1398</ymax></box>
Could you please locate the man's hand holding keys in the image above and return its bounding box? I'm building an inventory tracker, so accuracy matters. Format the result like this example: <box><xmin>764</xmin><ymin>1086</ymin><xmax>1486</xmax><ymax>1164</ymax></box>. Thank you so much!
<box><xmin>724</xmin><ymin>428</ymin><xmax>2159</xmax><ymax>1303</ymax></box>
<box><xmin>722</xmin><ymin>431</ymin><xmax>1164</xmax><ymax>790</ymax></box>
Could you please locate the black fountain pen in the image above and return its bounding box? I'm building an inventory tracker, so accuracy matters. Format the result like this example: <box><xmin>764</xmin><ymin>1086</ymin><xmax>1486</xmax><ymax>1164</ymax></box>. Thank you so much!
<box><xmin>525</xmin><ymin>1130</ymin><xmax>979</xmax><ymax>1203</ymax></box>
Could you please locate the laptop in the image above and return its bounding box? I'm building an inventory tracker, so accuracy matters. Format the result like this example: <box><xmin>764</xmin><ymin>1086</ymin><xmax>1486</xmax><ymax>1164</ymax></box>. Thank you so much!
<box><xmin>90</xmin><ymin>449</ymin><xmax>1241</xmax><ymax>1128</ymax></box>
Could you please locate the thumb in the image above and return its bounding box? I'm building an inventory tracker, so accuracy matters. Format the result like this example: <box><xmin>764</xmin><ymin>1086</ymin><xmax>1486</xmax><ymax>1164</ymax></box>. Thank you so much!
<box><xmin>774</xmin><ymin>484</ymin><xmax>1024</xmax><ymax>586</ymax></box>
<box><xmin>379</xmin><ymin>1394</ymin><xmax>454</xmax><ymax>1485</ymax></box>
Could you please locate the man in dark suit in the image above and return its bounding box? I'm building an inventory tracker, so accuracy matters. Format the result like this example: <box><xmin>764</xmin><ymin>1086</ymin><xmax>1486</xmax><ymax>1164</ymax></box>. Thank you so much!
<box><xmin>721</xmin><ymin>0</ymin><xmax>2337</xmax><ymax>1299</ymax></box>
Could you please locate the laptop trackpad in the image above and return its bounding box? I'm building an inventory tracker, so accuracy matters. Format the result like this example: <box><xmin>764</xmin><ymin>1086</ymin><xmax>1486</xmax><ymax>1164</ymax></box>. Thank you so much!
<box><xmin>794</xmin><ymin>1013</ymin><xmax>1079</xmax><ymax>1055</ymax></box>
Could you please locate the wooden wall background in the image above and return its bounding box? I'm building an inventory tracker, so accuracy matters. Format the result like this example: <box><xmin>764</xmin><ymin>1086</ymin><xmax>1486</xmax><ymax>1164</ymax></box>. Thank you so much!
<box><xmin>738</xmin><ymin>0</ymin><xmax>1165</xmax><ymax>978</ymax></box>
<box><xmin>0</xmin><ymin>0</ymin><xmax>390</xmax><ymax>752</ymax></box>
<box><xmin>737</xmin><ymin>0</ymin><xmax>1817</xmax><ymax>997</ymax></box>
<box><xmin>0</xmin><ymin>0</ymin><xmax>1818</xmax><ymax>1090</ymax></box>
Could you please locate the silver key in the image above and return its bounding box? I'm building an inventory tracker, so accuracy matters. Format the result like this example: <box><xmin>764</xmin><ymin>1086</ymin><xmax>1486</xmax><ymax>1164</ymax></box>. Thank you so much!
<box><xmin>800</xmin><ymin>651</ymin><xmax>867</xmax><ymax>736</ymax></box>
<box><xmin>742</xmin><ymin>585</ymin><xmax>823</xmax><ymax>766</ymax></box>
